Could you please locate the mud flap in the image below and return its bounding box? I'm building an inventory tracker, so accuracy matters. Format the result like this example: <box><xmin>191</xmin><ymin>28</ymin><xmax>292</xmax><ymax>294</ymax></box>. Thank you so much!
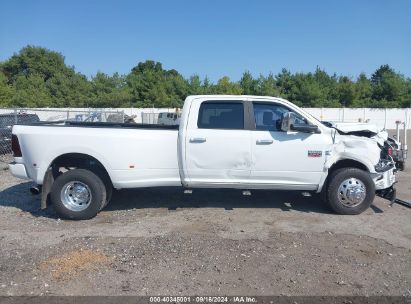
<box><xmin>41</xmin><ymin>168</ymin><xmax>54</xmax><ymax>209</ymax></box>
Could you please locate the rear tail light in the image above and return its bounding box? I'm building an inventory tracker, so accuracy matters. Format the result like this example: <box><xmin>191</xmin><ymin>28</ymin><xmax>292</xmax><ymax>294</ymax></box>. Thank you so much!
<box><xmin>387</xmin><ymin>147</ymin><xmax>393</xmax><ymax>156</ymax></box>
<box><xmin>11</xmin><ymin>135</ymin><xmax>22</xmax><ymax>157</ymax></box>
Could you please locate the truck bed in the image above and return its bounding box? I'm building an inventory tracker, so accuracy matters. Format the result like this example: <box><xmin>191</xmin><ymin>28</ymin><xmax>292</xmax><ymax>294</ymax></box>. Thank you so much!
<box><xmin>12</xmin><ymin>123</ymin><xmax>180</xmax><ymax>188</ymax></box>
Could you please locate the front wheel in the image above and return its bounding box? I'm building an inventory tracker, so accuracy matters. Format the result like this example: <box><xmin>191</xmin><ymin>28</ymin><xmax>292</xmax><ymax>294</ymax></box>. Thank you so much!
<box><xmin>50</xmin><ymin>169</ymin><xmax>107</xmax><ymax>220</ymax></box>
<box><xmin>326</xmin><ymin>168</ymin><xmax>375</xmax><ymax>215</ymax></box>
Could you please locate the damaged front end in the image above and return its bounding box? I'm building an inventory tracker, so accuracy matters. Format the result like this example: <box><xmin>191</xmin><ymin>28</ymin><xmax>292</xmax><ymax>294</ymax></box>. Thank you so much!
<box><xmin>329</xmin><ymin>122</ymin><xmax>398</xmax><ymax>203</ymax></box>
<box><xmin>329</xmin><ymin>121</ymin><xmax>406</xmax><ymax>171</ymax></box>
<box><xmin>384</xmin><ymin>137</ymin><xmax>407</xmax><ymax>171</ymax></box>
<box><xmin>373</xmin><ymin>162</ymin><xmax>396</xmax><ymax>203</ymax></box>
<box><xmin>374</xmin><ymin>139</ymin><xmax>397</xmax><ymax>203</ymax></box>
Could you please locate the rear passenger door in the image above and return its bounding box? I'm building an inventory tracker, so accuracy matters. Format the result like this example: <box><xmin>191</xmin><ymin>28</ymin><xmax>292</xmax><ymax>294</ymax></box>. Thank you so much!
<box><xmin>185</xmin><ymin>100</ymin><xmax>252</xmax><ymax>186</ymax></box>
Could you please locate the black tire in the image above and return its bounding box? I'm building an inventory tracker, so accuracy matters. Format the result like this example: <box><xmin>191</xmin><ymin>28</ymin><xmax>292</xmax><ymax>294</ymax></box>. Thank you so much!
<box><xmin>87</xmin><ymin>168</ymin><xmax>112</xmax><ymax>210</ymax></box>
<box><xmin>100</xmin><ymin>183</ymin><xmax>113</xmax><ymax>210</ymax></box>
<box><xmin>326</xmin><ymin>168</ymin><xmax>375</xmax><ymax>215</ymax></box>
<box><xmin>50</xmin><ymin>169</ymin><xmax>106</xmax><ymax>220</ymax></box>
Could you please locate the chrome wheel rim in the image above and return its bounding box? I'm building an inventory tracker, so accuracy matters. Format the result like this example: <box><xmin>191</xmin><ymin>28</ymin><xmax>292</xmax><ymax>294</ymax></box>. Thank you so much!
<box><xmin>337</xmin><ymin>178</ymin><xmax>366</xmax><ymax>208</ymax></box>
<box><xmin>60</xmin><ymin>181</ymin><xmax>92</xmax><ymax>212</ymax></box>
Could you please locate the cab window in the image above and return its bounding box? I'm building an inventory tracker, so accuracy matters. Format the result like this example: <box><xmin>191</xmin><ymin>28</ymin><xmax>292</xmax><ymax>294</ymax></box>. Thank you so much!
<box><xmin>198</xmin><ymin>102</ymin><xmax>244</xmax><ymax>130</ymax></box>
<box><xmin>253</xmin><ymin>102</ymin><xmax>306</xmax><ymax>131</ymax></box>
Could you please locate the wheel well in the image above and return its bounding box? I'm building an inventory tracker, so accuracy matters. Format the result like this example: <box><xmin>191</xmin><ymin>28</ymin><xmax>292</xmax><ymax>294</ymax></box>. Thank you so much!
<box><xmin>318</xmin><ymin>159</ymin><xmax>369</xmax><ymax>196</ymax></box>
<box><xmin>49</xmin><ymin>153</ymin><xmax>112</xmax><ymax>187</ymax></box>
<box><xmin>328</xmin><ymin>159</ymin><xmax>369</xmax><ymax>174</ymax></box>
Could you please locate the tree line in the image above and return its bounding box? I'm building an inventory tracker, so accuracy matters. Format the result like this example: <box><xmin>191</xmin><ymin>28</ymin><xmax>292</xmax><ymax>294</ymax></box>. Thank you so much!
<box><xmin>0</xmin><ymin>46</ymin><xmax>410</xmax><ymax>108</ymax></box>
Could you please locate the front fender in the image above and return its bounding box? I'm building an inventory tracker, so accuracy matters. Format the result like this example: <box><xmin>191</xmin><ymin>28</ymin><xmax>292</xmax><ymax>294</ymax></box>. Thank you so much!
<box><xmin>326</xmin><ymin>153</ymin><xmax>377</xmax><ymax>173</ymax></box>
<box><xmin>317</xmin><ymin>135</ymin><xmax>381</xmax><ymax>193</ymax></box>
<box><xmin>328</xmin><ymin>134</ymin><xmax>381</xmax><ymax>172</ymax></box>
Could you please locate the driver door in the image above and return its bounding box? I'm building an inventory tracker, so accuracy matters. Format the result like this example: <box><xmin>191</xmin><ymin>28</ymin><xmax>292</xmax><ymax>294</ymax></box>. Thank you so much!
<box><xmin>250</xmin><ymin>102</ymin><xmax>327</xmax><ymax>189</ymax></box>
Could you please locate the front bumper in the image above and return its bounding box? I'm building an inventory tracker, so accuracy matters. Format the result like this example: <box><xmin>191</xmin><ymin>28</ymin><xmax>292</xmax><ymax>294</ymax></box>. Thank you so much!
<box><xmin>9</xmin><ymin>162</ymin><xmax>29</xmax><ymax>180</ymax></box>
<box><xmin>372</xmin><ymin>167</ymin><xmax>395</xmax><ymax>190</ymax></box>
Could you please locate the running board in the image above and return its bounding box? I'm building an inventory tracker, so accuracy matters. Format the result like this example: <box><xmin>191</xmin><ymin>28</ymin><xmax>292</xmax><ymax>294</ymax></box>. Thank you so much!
<box><xmin>394</xmin><ymin>198</ymin><xmax>411</xmax><ymax>208</ymax></box>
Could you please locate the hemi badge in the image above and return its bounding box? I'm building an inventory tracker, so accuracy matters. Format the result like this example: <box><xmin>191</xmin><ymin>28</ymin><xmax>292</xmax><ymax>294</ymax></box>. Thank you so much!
<box><xmin>308</xmin><ymin>151</ymin><xmax>322</xmax><ymax>157</ymax></box>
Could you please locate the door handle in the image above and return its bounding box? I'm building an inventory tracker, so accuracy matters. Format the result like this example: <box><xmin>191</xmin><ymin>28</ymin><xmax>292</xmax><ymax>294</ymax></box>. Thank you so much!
<box><xmin>256</xmin><ymin>139</ymin><xmax>273</xmax><ymax>145</ymax></box>
<box><xmin>190</xmin><ymin>137</ymin><xmax>207</xmax><ymax>143</ymax></box>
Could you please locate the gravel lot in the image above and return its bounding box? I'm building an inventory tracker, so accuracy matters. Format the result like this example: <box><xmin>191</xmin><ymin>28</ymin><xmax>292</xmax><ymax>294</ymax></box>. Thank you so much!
<box><xmin>0</xmin><ymin>143</ymin><xmax>410</xmax><ymax>297</ymax></box>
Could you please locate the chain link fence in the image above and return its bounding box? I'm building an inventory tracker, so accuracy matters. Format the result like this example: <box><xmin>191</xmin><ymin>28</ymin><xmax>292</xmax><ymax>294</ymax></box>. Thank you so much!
<box><xmin>0</xmin><ymin>108</ymin><xmax>125</xmax><ymax>162</ymax></box>
<box><xmin>141</xmin><ymin>111</ymin><xmax>181</xmax><ymax>125</ymax></box>
<box><xmin>141</xmin><ymin>112</ymin><xmax>159</xmax><ymax>124</ymax></box>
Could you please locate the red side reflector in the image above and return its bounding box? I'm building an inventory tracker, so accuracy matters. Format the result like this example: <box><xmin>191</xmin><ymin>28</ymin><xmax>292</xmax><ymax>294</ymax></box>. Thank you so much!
<box><xmin>11</xmin><ymin>135</ymin><xmax>22</xmax><ymax>157</ymax></box>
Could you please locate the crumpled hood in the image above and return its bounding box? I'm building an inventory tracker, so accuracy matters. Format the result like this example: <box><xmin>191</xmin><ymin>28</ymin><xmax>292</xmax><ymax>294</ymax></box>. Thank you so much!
<box><xmin>332</xmin><ymin>122</ymin><xmax>380</xmax><ymax>134</ymax></box>
<box><xmin>329</xmin><ymin>122</ymin><xmax>388</xmax><ymax>146</ymax></box>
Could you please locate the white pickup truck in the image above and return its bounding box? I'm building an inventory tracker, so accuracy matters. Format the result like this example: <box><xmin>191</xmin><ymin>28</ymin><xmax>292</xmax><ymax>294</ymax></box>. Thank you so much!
<box><xmin>9</xmin><ymin>95</ymin><xmax>397</xmax><ymax>220</ymax></box>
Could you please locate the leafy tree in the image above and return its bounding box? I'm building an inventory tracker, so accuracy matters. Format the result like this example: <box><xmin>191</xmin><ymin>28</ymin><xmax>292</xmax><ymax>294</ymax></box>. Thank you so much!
<box><xmin>12</xmin><ymin>74</ymin><xmax>53</xmax><ymax>107</ymax></box>
<box><xmin>215</xmin><ymin>76</ymin><xmax>242</xmax><ymax>94</ymax></box>
<box><xmin>1</xmin><ymin>46</ymin><xmax>92</xmax><ymax>107</ymax></box>
<box><xmin>256</xmin><ymin>73</ymin><xmax>278</xmax><ymax>97</ymax></box>
<box><xmin>354</xmin><ymin>73</ymin><xmax>372</xmax><ymax>107</ymax></box>
<box><xmin>2</xmin><ymin>46</ymin><xmax>72</xmax><ymax>83</ymax></box>
<box><xmin>288</xmin><ymin>73</ymin><xmax>327</xmax><ymax>107</ymax></box>
<box><xmin>45</xmin><ymin>72</ymin><xmax>92</xmax><ymax>107</ymax></box>
<box><xmin>0</xmin><ymin>71</ymin><xmax>14</xmax><ymax>106</ymax></box>
<box><xmin>188</xmin><ymin>75</ymin><xmax>203</xmax><ymax>95</ymax></box>
<box><xmin>239</xmin><ymin>71</ymin><xmax>257</xmax><ymax>95</ymax></box>
<box><xmin>371</xmin><ymin>65</ymin><xmax>406</xmax><ymax>106</ymax></box>
<box><xmin>165</xmin><ymin>69</ymin><xmax>189</xmax><ymax>107</ymax></box>
<box><xmin>402</xmin><ymin>79</ymin><xmax>411</xmax><ymax>108</ymax></box>
<box><xmin>1</xmin><ymin>46</ymin><xmax>411</xmax><ymax>109</ymax></box>
<box><xmin>127</xmin><ymin>60</ymin><xmax>188</xmax><ymax>107</ymax></box>
<box><xmin>313</xmin><ymin>68</ymin><xmax>339</xmax><ymax>106</ymax></box>
<box><xmin>91</xmin><ymin>72</ymin><xmax>132</xmax><ymax>107</ymax></box>
<box><xmin>337</xmin><ymin>76</ymin><xmax>357</xmax><ymax>107</ymax></box>
<box><xmin>275</xmin><ymin>68</ymin><xmax>294</xmax><ymax>99</ymax></box>
<box><xmin>202</xmin><ymin>76</ymin><xmax>212</xmax><ymax>93</ymax></box>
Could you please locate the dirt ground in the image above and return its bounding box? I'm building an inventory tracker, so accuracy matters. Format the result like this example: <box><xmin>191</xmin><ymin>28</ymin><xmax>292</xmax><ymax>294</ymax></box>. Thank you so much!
<box><xmin>0</xmin><ymin>142</ymin><xmax>410</xmax><ymax>297</ymax></box>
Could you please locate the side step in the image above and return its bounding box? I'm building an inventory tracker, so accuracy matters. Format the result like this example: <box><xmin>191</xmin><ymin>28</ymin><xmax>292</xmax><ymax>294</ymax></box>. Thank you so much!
<box><xmin>394</xmin><ymin>198</ymin><xmax>411</xmax><ymax>208</ymax></box>
<box><xmin>371</xmin><ymin>187</ymin><xmax>410</xmax><ymax>208</ymax></box>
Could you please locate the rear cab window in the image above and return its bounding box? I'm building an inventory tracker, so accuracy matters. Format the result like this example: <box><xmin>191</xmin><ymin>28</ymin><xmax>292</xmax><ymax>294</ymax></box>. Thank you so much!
<box><xmin>198</xmin><ymin>102</ymin><xmax>244</xmax><ymax>130</ymax></box>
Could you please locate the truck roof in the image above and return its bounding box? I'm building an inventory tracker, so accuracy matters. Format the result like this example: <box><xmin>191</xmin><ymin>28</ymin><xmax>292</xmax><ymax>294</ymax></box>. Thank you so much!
<box><xmin>185</xmin><ymin>95</ymin><xmax>295</xmax><ymax>108</ymax></box>
<box><xmin>187</xmin><ymin>94</ymin><xmax>284</xmax><ymax>100</ymax></box>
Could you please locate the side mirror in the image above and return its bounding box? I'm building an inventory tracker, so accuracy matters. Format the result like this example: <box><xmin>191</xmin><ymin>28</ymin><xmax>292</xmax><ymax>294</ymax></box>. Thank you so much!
<box><xmin>291</xmin><ymin>123</ymin><xmax>320</xmax><ymax>133</ymax></box>
<box><xmin>280</xmin><ymin>112</ymin><xmax>296</xmax><ymax>132</ymax></box>
<box><xmin>281</xmin><ymin>112</ymin><xmax>320</xmax><ymax>134</ymax></box>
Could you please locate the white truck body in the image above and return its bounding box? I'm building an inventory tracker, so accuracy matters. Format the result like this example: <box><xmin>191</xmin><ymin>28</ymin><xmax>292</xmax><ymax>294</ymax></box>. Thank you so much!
<box><xmin>10</xmin><ymin>95</ymin><xmax>395</xmax><ymax>191</ymax></box>
<box><xmin>9</xmin><ymin>95</ymin><xmax>397</xmax><ymax>218</ymax></box>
